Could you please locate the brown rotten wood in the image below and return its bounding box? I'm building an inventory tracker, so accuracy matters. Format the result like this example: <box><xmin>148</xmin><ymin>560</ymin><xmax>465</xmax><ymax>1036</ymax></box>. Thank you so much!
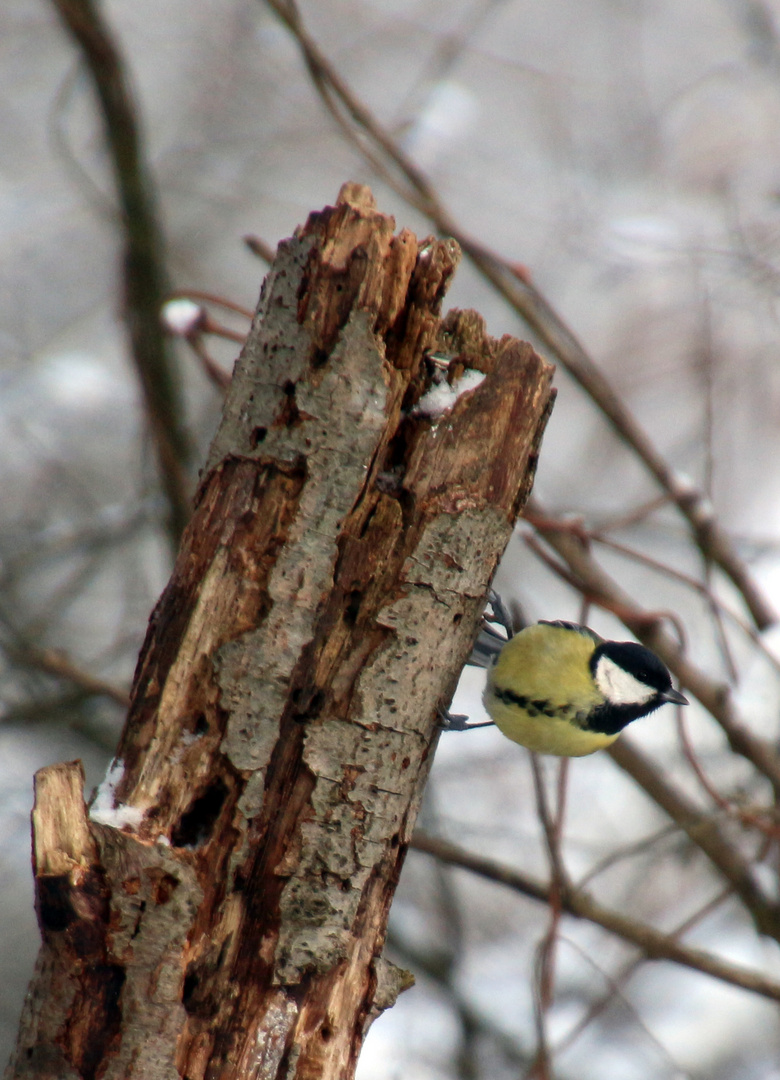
<box><xmin>8</xmin><ymin>184</ymin><xmax>554</xmax><ymax>1080</ymax></box>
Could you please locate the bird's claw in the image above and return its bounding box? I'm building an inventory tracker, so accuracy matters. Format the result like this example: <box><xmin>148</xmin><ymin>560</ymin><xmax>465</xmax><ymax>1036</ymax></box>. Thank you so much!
<box><xmin>485</xmin><ymin>590</ymin><xmax>515</xmax><ymax>639</ymax></box>
<box><xmin>438</xmin><ymin>708</ymin><xmax>494</xmax><ymax>733</ymax></box>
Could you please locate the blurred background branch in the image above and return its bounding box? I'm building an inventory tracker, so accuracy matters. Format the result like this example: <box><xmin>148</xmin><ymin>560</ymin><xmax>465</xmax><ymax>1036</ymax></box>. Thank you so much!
<box><xmin>50</xmin><ymin>0</ymin><xmax>192</xmax><ymax>547</ymax></box>
<box><xmin>263</xmin><ymin>0</ymin><xmax>777</xmax><ymax>632</ymax></box>
<box><xmin>5</xmin><ymin>1</ymin><xmax>780</xmax><ymax>1076</ymax></box>
<box><xmin>411</xmin><ymin>830</ymin><xmax>780</xmax><ymax>1003</ymax></box>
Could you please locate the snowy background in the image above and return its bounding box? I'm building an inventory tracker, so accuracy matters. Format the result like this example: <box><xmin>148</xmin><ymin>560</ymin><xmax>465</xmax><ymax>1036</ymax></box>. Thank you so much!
<box><xmin>4</xmin><ymin>1</ymin><xmax>780</xmax><ymax>1077</ymax></box>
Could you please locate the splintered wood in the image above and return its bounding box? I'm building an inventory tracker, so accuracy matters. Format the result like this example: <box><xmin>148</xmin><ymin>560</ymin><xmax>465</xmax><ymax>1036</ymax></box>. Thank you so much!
<box><xmin>9</xmin><ymin>184</ymin><xmax>554</xmax><ymax>1080</ymax></box>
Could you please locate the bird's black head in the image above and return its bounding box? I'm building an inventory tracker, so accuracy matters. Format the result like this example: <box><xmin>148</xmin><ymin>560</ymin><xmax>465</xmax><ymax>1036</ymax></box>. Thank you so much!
<box><xmin>587</xmin><ymin>641</ymin><xmax>688</xmax><ymax>735</ymax></box>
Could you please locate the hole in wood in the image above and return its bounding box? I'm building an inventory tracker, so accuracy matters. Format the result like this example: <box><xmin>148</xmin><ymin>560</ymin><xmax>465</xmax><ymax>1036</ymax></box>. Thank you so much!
<box><xmin>171</xmin><ymin>778</ymin><xmax>229</xmax><ymax>848</ymax></box>
<box><xmin>182</xmin><ymin>962</ymin><xmax>219</xmax><ymax>1019</ymax></box>
<box><xmin>345</xmin><ymin>589</ymin><xmax>362</xmax><ymax>625</ymax></box>
<box><xmin>293</xmin><ymin>687</ymin><xmax>325</xmax><ymax>722</ymax></box>
<box><xmin>37</xmin><ymin>876</ymin><xmax>77</xmax><ymax>933</ymax></box>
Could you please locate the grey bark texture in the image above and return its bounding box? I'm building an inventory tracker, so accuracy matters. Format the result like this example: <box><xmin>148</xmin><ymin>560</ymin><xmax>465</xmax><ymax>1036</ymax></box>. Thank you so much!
<box><xmin>7</xmin><ymin>183</ymin><xmax>555</xmax><ymax>1080</ymax></box>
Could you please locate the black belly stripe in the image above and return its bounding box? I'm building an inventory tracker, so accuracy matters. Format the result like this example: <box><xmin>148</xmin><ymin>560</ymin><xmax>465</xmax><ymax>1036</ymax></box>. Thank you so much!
<box><xmin>492</xmin><ymin>686</ymin><xmax>660</xmax><ymax>735</ymax></box>
<box><xmin>493</xmin><ymin>687</ymin><xmax>570</xmax><ymax>722</ymax></box>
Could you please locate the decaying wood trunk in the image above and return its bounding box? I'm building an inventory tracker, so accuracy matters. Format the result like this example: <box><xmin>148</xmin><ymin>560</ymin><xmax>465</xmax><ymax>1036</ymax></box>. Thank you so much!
<box><xmin>7</xmin><ymin>184</ymin><xmax>555</xmax><ymax>1080</ymax></box>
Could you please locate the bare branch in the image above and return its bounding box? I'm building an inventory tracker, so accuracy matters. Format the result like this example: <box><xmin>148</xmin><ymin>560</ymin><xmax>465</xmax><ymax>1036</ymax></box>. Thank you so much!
<box><xmin>608</xmin><ymin>738</ymin><xmax>780</xmax><ymax>939</ymax></box>
<box><xmin>50</xmin><ymin>0</ymin><xmax>192</xmax><ymax>547</ymax></box>
<box><xmin>263</xmin><ymin>0</ymin><xmax>775</xmax><ymax>631</ymax></box>
<box><xmin>5</xmin><ymin>643</ymin><xmax>130</xmax><ymax>710</ymax></box>
<box><xmin>411</xmin><ymin>831</ymin><xmax>780</xmax><ymax>1004</ymax></box>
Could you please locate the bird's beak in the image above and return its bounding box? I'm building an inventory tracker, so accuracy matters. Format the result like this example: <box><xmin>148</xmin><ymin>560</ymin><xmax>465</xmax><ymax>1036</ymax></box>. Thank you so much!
<box><xmin>662</xmin><ymin>687</ymin><xmax>689</xmax><ymax>706</ymax></box>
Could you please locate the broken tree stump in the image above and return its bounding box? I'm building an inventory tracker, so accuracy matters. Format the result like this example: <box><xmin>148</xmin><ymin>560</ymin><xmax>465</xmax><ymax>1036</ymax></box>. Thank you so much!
<box><xmin>7</xmin><ymin>183</ymin><xmax>555</xmax><ymax>1080</ymax></box>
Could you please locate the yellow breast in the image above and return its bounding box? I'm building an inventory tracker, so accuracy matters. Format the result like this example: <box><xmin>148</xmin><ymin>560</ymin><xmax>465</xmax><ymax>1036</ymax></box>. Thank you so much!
<box><xmin>483</xmin><ymin>623</ymin><xmax>616</xmax><ymax>757</ymax></box>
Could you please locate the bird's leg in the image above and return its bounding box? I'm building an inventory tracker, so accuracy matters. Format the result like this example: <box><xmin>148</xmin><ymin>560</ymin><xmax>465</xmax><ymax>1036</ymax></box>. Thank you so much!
<box><xmin>438</xmin><ymin>707</ymin><xmax>495</xmax><ymax>732</ymax></box>
<box><xmin>439</xmin><ymin>590</ymin><xmax>514</xmax><ymax>733</ymax></box>
<box><xmin>485</xmin><ymin>589</ymin><xmax>515</xmax><ymax>639</ymax></box>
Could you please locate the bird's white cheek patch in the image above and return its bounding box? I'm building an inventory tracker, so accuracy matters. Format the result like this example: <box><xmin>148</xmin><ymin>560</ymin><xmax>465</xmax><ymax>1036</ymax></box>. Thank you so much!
<box><xmin>594</xmin><ymin>656</ymin><xmax>656</xmax><ymax>705</ymax></box>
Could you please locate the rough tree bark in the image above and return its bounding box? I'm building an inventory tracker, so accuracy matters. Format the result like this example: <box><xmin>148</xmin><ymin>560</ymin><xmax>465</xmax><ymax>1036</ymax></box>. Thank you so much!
<box><xmin>7</xmin><ymin>184</ymin><xmax>555</xmax><ymax>1080</ymax></box>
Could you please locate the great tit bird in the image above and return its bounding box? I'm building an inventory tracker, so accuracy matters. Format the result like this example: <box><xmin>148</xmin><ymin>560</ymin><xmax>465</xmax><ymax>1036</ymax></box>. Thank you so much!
<box><xmin>455</xmin><ymin>619</ymin><xmax>688</xmax><ymax>757</ymax></box>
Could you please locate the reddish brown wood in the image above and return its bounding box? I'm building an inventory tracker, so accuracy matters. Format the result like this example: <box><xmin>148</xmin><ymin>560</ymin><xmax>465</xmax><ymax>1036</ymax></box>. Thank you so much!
<box><xmin>8</xmin><ymin>185</ymin><xmax>554</xmax><ymax>1080</ymax></box>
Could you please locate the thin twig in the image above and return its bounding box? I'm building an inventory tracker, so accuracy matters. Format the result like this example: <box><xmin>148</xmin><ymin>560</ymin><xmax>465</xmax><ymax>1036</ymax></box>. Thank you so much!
<box><xmin>675</xmin><ymin>709</ymin><xmax>780</xmax><ymax>840</ymax></box>
<box><xmin>608</xmin><ymin>737</ymin><xmax>780</xmax><ymax>940</ymax></box>
<box><xmin>49</xmin><ymin>59</ymin><xmax>115</xmax><ymax>219</ymax></box>
<box><xmin>244</xmin><ymin>234</ymin><xmax>278</xmax><ymax>264</ymax></box>
<box><xmin>553</xmin><ymin>935</ymin><xmax>696</xmax><ymax>1077</ymax></box>
<box><xmin>554</xmin><ymin>885</ymin><xmax>734</xmax><ymax>1059</ymax></box>
<box><xmin>587</xmin><ymin>532</ymin><xmax>780</xmax><ymax>676</ymax></box>
<box><xmin>527</xmin><ymin>757</ymin><xmax>570</xmax><ymax>1080</ymax></box>
<box><xmin>186</xmin><ymin>335</ymin><xmax>233</xmax><ymax>392</ymax></box>
<box><xmin>410</xmin><ymin>830</ymin><xmax>780</xmax><ymax>1003</ymax></box>
<box><xmin>7</xmin><ymin>644</ymin><xmax>131</xmax><ymax>709</ymax></box>
<box><xmin>523</xmin><ymin>530</ymin><xmax>684</xmax><ymax>640</ymax></box>
<box><xmin>576</xmin><ymin>824</ymin><xmax>679</xmax><ymax>891</ymax></box>
<box><xmin>526</xmin><ymin>507</ymin><xmax>780</xmax><ymax>679</ymax></box>
<box><xmin>164</xmin><ymin>290</ymin><xmax>254</xmax><ymax>321</ymax></box>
